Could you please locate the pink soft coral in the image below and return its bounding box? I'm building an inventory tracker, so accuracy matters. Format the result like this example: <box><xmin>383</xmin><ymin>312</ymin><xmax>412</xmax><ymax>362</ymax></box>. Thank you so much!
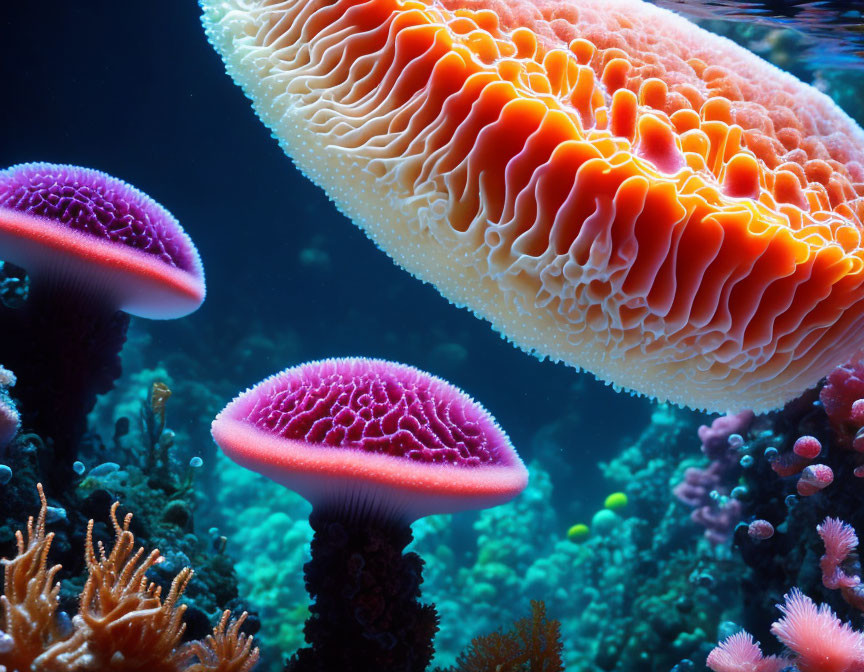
<box><xmin>708</xmin><ymin>591</ymin><xmax>864</xmax><ymax>672</ymax></box>
<box><xmin>819</xmin><ymin>518</ymin><xmax>861</xmax><ymax>590</ymax></box>
<box><xmin>706</xmin><ymin>631</ymin><xmax>790</xmax><ymax>672</ymax></box>
<box><xmin>771</xmin><ymin>590</ymin><xmax>864</xmax><ymax>672</ymax></box>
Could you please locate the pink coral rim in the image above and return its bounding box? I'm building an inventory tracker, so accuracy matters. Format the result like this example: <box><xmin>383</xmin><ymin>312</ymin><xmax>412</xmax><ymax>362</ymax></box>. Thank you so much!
<box><xmin>0</xmin><ymin>207</ymin><xmax>205</xmax><ymax>319</ymax></box>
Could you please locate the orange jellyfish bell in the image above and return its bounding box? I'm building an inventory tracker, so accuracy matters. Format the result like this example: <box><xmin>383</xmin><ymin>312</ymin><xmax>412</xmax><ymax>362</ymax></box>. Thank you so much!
<box><xmin>202</xmin><ymin>0</ymin><xmax>864</xmax><ymax>412</ymax></box>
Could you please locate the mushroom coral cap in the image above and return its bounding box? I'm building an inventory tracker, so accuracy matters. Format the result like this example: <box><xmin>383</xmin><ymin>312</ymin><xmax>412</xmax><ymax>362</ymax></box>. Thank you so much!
<box><xmin>0</xmin><ymin>163</ymin><xmax>205</xmax><ymax>319</ymax></box>
<box><xmin>202</xmin><ymin>0</ymin><xmax>864</xmax><ymax>412</ymax></box>
<box><xmin>211</xmin><ymin>357</ymin><xmax>528</xmax><ymax>520</ymax></box>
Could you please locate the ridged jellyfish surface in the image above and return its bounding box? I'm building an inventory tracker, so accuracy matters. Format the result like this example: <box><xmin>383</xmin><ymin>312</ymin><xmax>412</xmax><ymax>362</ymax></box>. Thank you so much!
<box><xmin>202</xmin><ymin>0</ymin><xmax>864</xmax><ymax>412</ymax></box>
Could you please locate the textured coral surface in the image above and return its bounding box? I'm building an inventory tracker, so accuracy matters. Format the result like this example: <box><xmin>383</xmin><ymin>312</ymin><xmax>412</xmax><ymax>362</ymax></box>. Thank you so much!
<box><xmin>212</xmin><ymin>358</ymin><xmax>527</xmax><ymax>518</ymax></box>
<box><xmin>202</xmin><ymin>0</ymin><xmax>864</xmax><ymax>412</ymax></box>
<box><xmin>0</xmin><ymin>162</ymin><xmax>205</xmax><ymax>320</ymax></box>
<box><xmin>0</xmin><ymin>163</ymin><xmax>199</xmax><ymax>272</ymax></box>
<box><xmin>240</xmin><ymin>357</ymin><xmax>509</xmax><ymax>466</ymax></box>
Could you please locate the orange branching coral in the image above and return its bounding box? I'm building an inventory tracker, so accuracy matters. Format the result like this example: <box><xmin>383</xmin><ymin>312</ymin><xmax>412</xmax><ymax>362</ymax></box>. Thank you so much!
<box><xmin>34</xmin><ymin>502</ymin><xmax>194</xmax><ymax>670</ymax></box>
<box><xmin>441</xmin><ymin>600</ymin><xmax>564</xmax><ymax>672</ymax></box>
<box><xmin>202</xmin><ymin>0</ymin><xmax>864</xmax><ymax>412</ymax></box>
<box><xmin>0</xmin><ymin>486</ymin><xmax>260</xmax><ymax>672</ymax></box>
<box><xmin>0</xmin><ymin>484</ymin><xmax>63</xmax><ymax>671</ymax></box>
<box><xmin>186</xmin><ymin>611</ymin><xmax>259</xmax><ymax>672</ymax></box>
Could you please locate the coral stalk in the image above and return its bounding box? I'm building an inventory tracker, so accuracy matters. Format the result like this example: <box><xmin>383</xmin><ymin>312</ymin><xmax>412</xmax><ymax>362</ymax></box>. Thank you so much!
<box><xmin>286</xmin><ymin>508</ymin><xmax>438</xmax><ymax>672</ymax></box>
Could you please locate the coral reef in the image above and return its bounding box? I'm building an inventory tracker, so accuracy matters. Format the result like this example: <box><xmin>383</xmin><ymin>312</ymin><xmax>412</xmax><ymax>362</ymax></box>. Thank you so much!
<box><xmin>409</xmin><ymin>404</ymin><xmax>721</xmax><ymax>671</ymax></box>
<box><xmin>0</xmin><ymin>370</ymin><xmax>254</xmax><ymax>658</ymax></box>
<box><xmin>0</xmin><ymin>485</ymin><xmax>258</xmax><ymax>671</ymax></box>
<box><xmin>674</xmin><ymin>411</ymin><xmax>753</xmax><ymax>544</ymax></box>
<box><xmin>207</xmin><ymin>457</ymin><xmax>311</xmax><ymax>664</ymax></box>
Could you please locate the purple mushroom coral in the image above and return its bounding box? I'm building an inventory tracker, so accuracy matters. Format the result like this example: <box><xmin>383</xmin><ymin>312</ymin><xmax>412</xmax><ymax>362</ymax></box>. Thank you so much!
<box><xmin>211</xmin><ymin>357</ymin><xmax>528</xmax><ymax>672</ymax></box>
<box><xmin>0</xmin><ymin>163</ymin><xmax>204</xmax><ymax>482</ymax></box>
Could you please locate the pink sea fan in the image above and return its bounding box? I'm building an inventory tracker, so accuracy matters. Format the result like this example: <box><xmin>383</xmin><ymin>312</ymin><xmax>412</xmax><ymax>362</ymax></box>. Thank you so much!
<box><xmin>771</xmin><ymin>589</ymin><xmax>864</xmax><ymax>672</ymax></box>
<box><xmin>706</xmin><ymin>631</ymin><xmax>790</xmax><ymax>672</ymax></box>
<box><xmin>819</xmin><ymin>518</ymin><xmax>861</xmax><ymax>590</ymax></box>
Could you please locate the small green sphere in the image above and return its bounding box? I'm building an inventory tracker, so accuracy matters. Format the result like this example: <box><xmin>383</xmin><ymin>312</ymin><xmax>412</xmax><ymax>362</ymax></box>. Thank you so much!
<box><xmin>604</xmin><ymin>492</ymin><xmax>628</xmax><ymax>510</ymax></box>
<box><xmin>567</xmin><ymin>523</ymin><xmax>590</xmax><ymax>542</ymax></box>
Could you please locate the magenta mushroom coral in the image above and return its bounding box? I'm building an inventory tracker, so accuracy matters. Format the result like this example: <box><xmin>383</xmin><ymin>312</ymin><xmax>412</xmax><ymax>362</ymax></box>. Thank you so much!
<box><xmin>212</xmin><ymin>357</ymin><xmax>528</xmax><ymax>672</ymax></box>
<box><xmin>0</xmin><ymin>162</ymin><xmax>205</xmax><ymax>482</ymax></box>
<box><xmin>0</xmin><ymin>162</ymin><xmax>204</xmax><ymax>317</ymax></box>
<box><xmin>212</xmin><ymin>357</ymin><xmax>527</xmax><ymax>520</ymax></box>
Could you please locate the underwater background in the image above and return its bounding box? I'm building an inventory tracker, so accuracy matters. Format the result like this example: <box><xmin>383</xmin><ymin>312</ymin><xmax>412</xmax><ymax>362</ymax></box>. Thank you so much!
<box><xmin>2</xmin><ymin>1</ymin><xmax>864</xmax><ymax>671</ymax></box>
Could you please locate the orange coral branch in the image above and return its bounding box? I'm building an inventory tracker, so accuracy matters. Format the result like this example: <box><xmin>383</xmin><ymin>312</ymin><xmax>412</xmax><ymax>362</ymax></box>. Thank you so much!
<box><xmin>443</xmin><ymin>600</ymin><xmax>564</xmax><ymax>672</ymax></box>
<box><xmin>0</xmin><ymin>485</ymin><xmax>259</xmax><ymax>672</ymax></box>
<box><xmin>0</xmin><ymin>484</ymin><xmax>63</xmax><ymax>671</ymax></box>
<box><xmin>34</xmin><ymin>502</ymin><xmax>194</xmax><ymax>670</ymax></box>
<box><xmin>186</xmin><ymin>611</ymin><xmax>260</xmax><ymax>672</ymax></box>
